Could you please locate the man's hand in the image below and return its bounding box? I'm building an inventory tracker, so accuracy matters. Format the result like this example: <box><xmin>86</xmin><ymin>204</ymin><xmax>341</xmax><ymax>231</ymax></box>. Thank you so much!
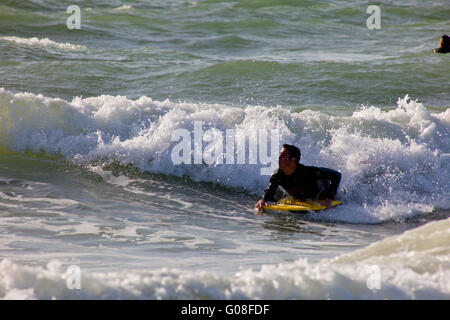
<box><xmin>255</xmin><ymin>199</ymin><xmax>266</xmax><ymax>211</ymax></box>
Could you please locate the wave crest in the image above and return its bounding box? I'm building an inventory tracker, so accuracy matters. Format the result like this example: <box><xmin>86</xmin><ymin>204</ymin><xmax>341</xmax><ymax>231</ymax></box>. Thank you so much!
<box><xmin>0</xmin><ymin>36</ymin><xmax>87</xmax><ymax>51</ymax></box>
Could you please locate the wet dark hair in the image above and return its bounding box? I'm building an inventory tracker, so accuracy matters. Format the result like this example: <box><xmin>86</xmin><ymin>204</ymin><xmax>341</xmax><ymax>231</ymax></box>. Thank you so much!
<box><xmin>282</xmin><ymin>144</ymin><xmax>301</xmax><ymax>162</ymax></box>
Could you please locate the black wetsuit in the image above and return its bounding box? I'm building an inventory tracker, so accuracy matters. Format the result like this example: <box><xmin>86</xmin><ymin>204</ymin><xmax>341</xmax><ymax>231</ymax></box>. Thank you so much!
<box><xmin>434</xmin><ymin>46</ymin><xmax>450</xmax><ymax>53</ymax></box>
<box><xmin>262</xmin><ymin>164</ymin><xmax>341</xmax><ymax>202</ymax></box>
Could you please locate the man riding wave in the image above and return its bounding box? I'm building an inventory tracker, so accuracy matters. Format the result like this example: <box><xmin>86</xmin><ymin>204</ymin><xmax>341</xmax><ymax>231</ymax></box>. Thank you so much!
<box><xmin>255</xmin><ymin>144</ymin><xmax>341</xmax><ymax>211</ymax></box>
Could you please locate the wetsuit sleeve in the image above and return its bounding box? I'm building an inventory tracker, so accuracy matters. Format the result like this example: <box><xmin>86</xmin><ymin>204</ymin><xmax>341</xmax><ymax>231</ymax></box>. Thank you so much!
<box><xmin>262</xmin><ymin>173</ymin><xmax>281</xmax><ymax>202</ymax></box>
<box><xmin>317</xmin><ymin>167</ymin><xmax>341</xmax><ymax>199</ymax></box>
<box><xmin>434</xmin><ymin>47</ymin><xmax>450</xmax><ymax>53</ymax></box>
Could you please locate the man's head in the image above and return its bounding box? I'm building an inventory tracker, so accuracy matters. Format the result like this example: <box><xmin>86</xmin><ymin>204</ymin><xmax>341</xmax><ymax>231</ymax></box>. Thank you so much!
<box><xmin>278</xmin><ymin>144</ymin><xmax>300</xmax><ymax>175</ymax></box>
<box><xmin>441</xmin><ymin>35</ymin><xmax>450</xmax><ymax>47</ymax></box>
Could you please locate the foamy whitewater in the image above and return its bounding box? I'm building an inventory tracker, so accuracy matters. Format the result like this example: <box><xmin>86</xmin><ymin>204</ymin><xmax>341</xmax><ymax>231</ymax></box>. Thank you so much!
<box><xmin>1</xmin><ymin>218</ymin><xmax>449</xmax><ymax>299</ymax></box>
<box><xmin>0</xmin><ymin>0</ymin><xmax>449</xmax><ymax>300</ymax></box>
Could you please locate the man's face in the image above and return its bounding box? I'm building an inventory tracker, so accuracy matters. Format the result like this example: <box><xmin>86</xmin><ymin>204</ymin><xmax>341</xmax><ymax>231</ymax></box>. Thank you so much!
<box><xmin>278</xmin><ymin>148</ymin><xmax>292</xmax><ymax>171</ymax></box>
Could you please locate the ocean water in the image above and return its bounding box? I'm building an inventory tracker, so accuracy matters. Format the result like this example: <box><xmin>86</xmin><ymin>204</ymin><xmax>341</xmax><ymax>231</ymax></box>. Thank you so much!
<box><xmin>0</xmin><ymin>0</ymin><xmax>449</xmax><ymax>300</ymax></box>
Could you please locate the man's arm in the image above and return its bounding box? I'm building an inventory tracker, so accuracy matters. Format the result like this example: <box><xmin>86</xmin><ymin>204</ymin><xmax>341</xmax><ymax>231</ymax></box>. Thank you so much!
<box><xmin>262</xmin><ymin>172</ymin><xmax>281</xmax><ymax>202</ymax></box>
<box><xmin>255</xmin><ymin>172</ymin><xmax>280</xmax><ymax>211</ymax></box>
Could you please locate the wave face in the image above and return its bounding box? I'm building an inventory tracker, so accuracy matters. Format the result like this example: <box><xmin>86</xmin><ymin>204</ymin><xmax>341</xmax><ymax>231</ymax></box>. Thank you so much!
<box><xmin>1</xmin><ymin>88</ymin><xmax>448</xmax><ymax>223</ymax></box>
<box><xmin>1</xmin><ymin>217</ymin><xmax>449</xmax><ymax>299</ymax></box>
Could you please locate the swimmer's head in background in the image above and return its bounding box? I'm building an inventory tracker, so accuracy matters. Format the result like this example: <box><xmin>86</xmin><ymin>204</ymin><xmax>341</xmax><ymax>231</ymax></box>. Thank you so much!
<box><xmin>441</xmin><ymin>35</ymin><xmax>450</xmax><ymax>48</ymax></box>
<box><xmin>433</xmin><ymin>34</ymin><xmax>450</xmax><ymax>53</ymax></box>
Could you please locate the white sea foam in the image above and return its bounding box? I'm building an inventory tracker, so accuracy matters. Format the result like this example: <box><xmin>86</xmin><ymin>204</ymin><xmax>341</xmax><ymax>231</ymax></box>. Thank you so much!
<box><xmin>0</xmin><ymin>88</ymin><xmax>448</xmax><ymax>223</ymax></box>
<box><xmin>113</xmin><ymin>5</ymin><xmax>132</xmax><ymax>11</ymax></box>
<box><xmin>0</xmin><ymin>36</ymin><xmax>87</xmax><ymax>51</ymax></box>
<box><xmin>1</xmin><ymin>218</ymin><xmax>448</xmax><ymax>299</ymax></box>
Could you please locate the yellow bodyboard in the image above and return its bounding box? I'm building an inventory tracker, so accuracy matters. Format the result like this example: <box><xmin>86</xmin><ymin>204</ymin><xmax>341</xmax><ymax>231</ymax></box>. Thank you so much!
<box><xmin>264</xmin><ymin>198</ymin><xmax>342</xmax><ymax>212</ymax></box>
